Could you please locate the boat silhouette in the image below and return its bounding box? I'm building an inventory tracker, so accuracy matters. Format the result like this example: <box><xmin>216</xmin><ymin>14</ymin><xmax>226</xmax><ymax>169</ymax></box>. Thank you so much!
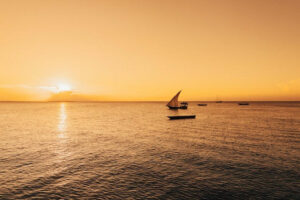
<box><xmin>166</xmin><ymin>90</ymin><xmax>188</xmax><ymax>110</ymax></box>
<box><xmin>168</xmin><ymin>115</ymin><xmax>196</xmax><ymax>120</ymax></box>
<box><xmin>238</xmin><ymin>102</ymin><xmax>249</xmax><ymax>106</ymax></box>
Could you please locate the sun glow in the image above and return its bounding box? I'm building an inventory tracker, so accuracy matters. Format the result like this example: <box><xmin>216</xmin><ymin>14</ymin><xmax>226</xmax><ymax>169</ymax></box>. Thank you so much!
<box><xmin>57</xmin><ymin>84</ymin><xmax>71</xmax><ymax>92</ymax></box>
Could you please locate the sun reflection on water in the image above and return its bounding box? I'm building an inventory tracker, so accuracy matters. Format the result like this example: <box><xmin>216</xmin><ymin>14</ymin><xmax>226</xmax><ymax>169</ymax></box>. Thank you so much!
<box><xmin>55</xmin><ymin>103</ymin><xmax>71</xmax><ymax>164</ymax></box>
<box><xmin>58</xmin><ymin>103</ymin><xmax>67</xmax><ymax>138</ymax></box>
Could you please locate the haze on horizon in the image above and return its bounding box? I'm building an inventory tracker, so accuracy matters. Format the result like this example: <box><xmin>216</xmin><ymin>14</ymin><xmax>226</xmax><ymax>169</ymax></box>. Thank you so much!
<box><xmin>0</xmin><ymin>0</ymin><xmax>299</xmax><ymax>101</ymax></box>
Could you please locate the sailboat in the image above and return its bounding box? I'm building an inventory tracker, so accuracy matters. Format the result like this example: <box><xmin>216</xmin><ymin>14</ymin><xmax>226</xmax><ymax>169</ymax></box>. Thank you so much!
<box><xmin>166</xmin><ymin>90</ymin><xmax>188</xmax><ymax>110</ymax></box>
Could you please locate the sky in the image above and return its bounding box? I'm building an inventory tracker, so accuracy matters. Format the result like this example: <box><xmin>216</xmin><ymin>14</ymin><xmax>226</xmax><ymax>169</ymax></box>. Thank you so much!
<box><xmin>0</xmin><ymin>0</ymin><xmax>299</xmax><ymax>101</ymax></box>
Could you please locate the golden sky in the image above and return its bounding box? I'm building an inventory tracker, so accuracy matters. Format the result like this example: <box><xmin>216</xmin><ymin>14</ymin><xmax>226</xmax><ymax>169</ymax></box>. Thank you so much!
<box><xmin>0</xmin><ymin>0</ymin><xmax>299</xmax><ymax>101</ymax></box>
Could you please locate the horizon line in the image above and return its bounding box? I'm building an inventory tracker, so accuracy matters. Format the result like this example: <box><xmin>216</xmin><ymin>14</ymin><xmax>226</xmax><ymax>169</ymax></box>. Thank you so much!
<box><xmin>1</xmin><ymin>100</ymin><xmax>300</xmax><ymax>103</ymax></box>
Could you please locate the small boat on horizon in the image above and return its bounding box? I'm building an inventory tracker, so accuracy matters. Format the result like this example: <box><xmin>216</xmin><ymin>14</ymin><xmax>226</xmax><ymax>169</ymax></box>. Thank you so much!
<box><xmin>198</xmin><ymin>103</ymin><xmax>207</xmax><ymax>106</ymax></box>
<box><xmin>166</xmin><ymin>90</ymin><xmax>188</xmax><ymax>110</ymax></box>
<box><xmin>215</xmin><ymin>96</ymin><xmax>223</xmax><ymax>103</ymax></box>
<box><xmin>168</xmin><ymin>115</ymin><xmax>196</xmax><ymax>120</ymax></box>
<box><xmin>238</xmin><ymin>102</ymin><xmax>249</xmax><ymax>106</ymax></box>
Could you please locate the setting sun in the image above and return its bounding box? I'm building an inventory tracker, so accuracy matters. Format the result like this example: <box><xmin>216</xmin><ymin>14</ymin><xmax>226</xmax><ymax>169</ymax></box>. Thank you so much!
<box><xmin>57</xmin><ymin>84</ymin><xmax>71</xmax><ymax>92</ymax></box>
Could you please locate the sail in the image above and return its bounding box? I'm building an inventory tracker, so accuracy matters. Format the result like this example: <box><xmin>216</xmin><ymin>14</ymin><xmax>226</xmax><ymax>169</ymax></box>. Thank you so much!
<box><xmin>167</xmin><ymin>90</ymin><xmax>181</xmax><ymax>107</ymax></box>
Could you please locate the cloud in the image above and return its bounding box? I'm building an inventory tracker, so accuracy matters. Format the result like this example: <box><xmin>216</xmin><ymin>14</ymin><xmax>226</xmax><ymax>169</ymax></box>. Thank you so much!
<box><xmin>0</xmin><ymin>85</ymin><xmax>51</xmax><ymax>101</ymax></box>
<box><xmin>0</xmin><ymin>84</ymin><xmax>110</xmax><ymax>101</ymax></box>
<box><xmin>47</xmin><ymin>91</ymin><xmax>109</xmax><ymax>102</ymax></box>
<box><xmin>0</xmin><ymin>84</ymin><xmax>60</xmax><ymax>101</ymax></box>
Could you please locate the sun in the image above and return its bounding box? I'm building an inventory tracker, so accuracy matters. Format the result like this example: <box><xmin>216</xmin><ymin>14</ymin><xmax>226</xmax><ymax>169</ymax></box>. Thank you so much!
<box><xmin>57</xmin><ymin>84</ymin><xmax>71</xmax><ymax>92</ymax></box>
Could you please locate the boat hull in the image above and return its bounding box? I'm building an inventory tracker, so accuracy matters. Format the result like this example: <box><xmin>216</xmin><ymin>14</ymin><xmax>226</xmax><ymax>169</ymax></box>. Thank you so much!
<box><xmin>198</xmin><ymin>104</ymin><xmax>207</xmax><ymax>106</ymax></box>
<box><xmin>180</xmin><ymin>105</ymin><xmax>188</xmax><ymax>109</ymax></box>
<box><xmin>168</xmin><ymin>105</ymin><xmax>188</xmax><ymax>110</ymax></box>
<box><xmin>238</xmin><ymin>102</ymin><xmax>249</xmax><ymax>105</ymax></box>
<box><xmin>168</xmin><ymin>115</ymin><xmax>196</xmax><ymax>120</ymax></box>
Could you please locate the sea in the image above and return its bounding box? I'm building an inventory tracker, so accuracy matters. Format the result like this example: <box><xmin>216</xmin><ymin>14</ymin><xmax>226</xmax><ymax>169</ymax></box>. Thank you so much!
<box><xmin>0</xmin><ymin>102</ymin><xmax>299</xmax><ymax>199</ymax></box>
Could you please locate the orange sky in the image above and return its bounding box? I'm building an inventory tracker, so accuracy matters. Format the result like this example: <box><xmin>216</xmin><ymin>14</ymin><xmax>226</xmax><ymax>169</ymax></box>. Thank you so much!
<box><xmin>0</xmin><ymin>0</ymin><xmax>299</xmax><ymax>101</ymax></box>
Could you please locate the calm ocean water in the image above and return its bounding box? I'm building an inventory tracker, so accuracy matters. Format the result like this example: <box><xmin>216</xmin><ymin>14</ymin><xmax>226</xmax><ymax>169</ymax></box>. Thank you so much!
<box><xmin>0</xmin><ymin>102</ymin><xmax>299</xmax><ymax>199</ymax></box>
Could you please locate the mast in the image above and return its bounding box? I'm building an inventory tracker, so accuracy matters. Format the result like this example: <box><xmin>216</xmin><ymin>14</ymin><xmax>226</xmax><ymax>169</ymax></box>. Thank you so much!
<box><xmin>167</xmin><ymin>90</ymin><xmax>181</xmax><ymax>108</ymax></box>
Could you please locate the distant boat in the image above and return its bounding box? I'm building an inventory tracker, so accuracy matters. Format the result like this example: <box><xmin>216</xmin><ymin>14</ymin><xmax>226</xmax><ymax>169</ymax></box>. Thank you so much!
<box><xmin>168</xmin><ymin>115</ymin><xmax>196</xmax><ymax>120</ymax></box>
<box><xmin>215</xmin><ymin>96</ymin><xmax>223</xmax><ymax>103</ymax></box>
<box><xmin>238</xmin><ymin>102</ymin><xmax>249</xmax><ymax>106</ymax></box>
<box><xmin>166</xmin><ymin>90</ymin><xmax>188</xmax><ymax>109</ymax></box>
<box><xmin>198</xmin><ymin>103</ymin><xmax>207</xmax><ymax>106</ymax></box>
